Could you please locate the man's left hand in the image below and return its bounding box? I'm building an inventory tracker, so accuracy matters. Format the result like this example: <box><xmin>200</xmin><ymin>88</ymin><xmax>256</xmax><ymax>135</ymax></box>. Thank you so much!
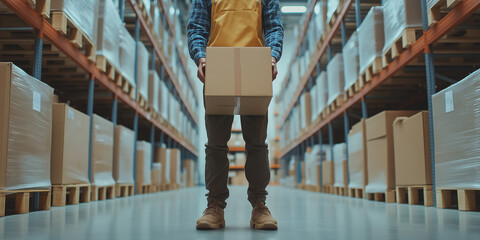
<box><xmin>271</xmin><ymin>57</ymin><xmax>278</xmax><ymax>81</ymax></box>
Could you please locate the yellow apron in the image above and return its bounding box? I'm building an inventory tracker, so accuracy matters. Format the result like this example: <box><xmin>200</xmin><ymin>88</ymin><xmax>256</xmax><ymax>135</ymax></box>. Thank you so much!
<box><xmin>208</xmin><ymin>0</ymin><xmax>265</xmax><ymax>47</ymax></box>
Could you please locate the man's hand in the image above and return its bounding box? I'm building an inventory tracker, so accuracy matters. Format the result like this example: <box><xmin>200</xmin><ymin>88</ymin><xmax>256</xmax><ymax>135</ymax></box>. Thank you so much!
<box><xmin>271</xmin><ymin>57</ymin><xmax>278</xmax><ymax>81</ymax></box>
<box><xmin>197</xmin><ymin>58</ymin><xmax>206</xmax><ymax>83</ymax></box>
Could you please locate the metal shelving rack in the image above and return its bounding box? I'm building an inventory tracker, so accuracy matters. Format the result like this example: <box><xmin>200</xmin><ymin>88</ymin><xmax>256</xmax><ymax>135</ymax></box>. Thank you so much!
<box><xmin>0</xmin><ymin>0</ymin><xmax>200</xmax><ymax>195</ymax></box>
<box><xmin>275</xmin><ymin>0</ymin><xmax>480</xmax><ymax>206</ymax></box>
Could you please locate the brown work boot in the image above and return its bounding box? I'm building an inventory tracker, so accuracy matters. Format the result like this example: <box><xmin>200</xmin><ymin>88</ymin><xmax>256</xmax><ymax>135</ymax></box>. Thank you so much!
<box><xmin>250</xmin><ymin>202</ymin><xmax>278</xmax><ymax>230</ymax></box>
<box><xmin>196</xmin><ymin>203</ymin><xmax>225</xmax><ymax>230</ymax></box>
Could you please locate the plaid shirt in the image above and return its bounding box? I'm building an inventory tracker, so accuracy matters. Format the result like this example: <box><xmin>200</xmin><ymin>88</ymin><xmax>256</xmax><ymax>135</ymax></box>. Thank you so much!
<box><xmin>187</xmin><ymin>0</ymin><xmax>284</xmax><ymax>65</ymax></box>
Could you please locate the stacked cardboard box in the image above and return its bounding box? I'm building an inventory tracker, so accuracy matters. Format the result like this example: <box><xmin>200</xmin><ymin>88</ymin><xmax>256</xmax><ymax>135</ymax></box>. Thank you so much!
<box><xmin>137</xmin><ymin>41</ymin><xmax>149</xmax><ymax>101</ymax></box>
<box><xmin>151</xmin><ymin>162</ymin><xmax>162</xmax><ymax>191</ymax></box>
<box><xmin>343</xmin><ymin>32</ymin><xmax>359</xmax><ymax>92</ymax></box>
<box><xmin>91</xmin><ymin>114</ymin><xmax>115</xmax><ymax>187</ymax></box>
<box><xmin>119</xmin><ymin>26</ymin><xmax>137</xmax><ymax>88</ymax></box>
<box><xmin>183</xmin><ymin>159</ymin><xmax>196</xmax><ymax>187</ymax></box>
<box><xmin>347</xmin><ymin>119</ymin><xmax>368</xmax><ymax>192</ymax></box>
<box><xmin>97</xmin><ymin>0</ymin><xmax>122</xmax><ymax>70</ymax></box>
<box><xmin>113</xmin><ymin>125</ymin><xmax>135</xmax><ymax>185</ymax></box>
<box><xmin>154</xmin><ymin>146</ymin><xmax>170</xmax><ymax>189</ymax></box>
<box><xmin>169</xmin><ymin>148</ymin><xmax>181</xmax><ymax>189</ymax></box>
<box><xmin>327</xmin><ymin>53</ymin><xmax>344</xmax><ymax>105</ymax></box>
<box><xmin>382</xmin><ymin>0</ymin><xmax>422</xmax><ymax>53</ymax></box>
<box><xmin>333</xmin><ymin>143</ymin><xmax>347</xmax><ymax>190</ymax></box>
<box><xmin>148</xmin><ymin>71</ymin><xmax>160</xmax><ymax>113</ymax></box>
<box><xmin>136</xmin><ymin>141</ymin><xmax>152</xmax><ymax>188</ymax></box>
<box><xmin>358</xmin><ymin>6</ymin><xmax>384</xmax><ymax>74</ymax></box>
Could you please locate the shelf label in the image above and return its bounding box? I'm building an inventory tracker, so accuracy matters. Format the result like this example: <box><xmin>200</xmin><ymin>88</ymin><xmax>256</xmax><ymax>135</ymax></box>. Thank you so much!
<box><xmin>445</xmin><ymin>90</ymin><xmax>454</xmax><ymax>113</ymax></box>
<box><xmin>33</xmin><ymin>91</ymin><xmax>41</xmax><ymax>112</ymax></box>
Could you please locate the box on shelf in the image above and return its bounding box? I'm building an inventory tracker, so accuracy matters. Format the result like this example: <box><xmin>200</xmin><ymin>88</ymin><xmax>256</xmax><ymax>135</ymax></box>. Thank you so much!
<box><xmin>148</xmin><ymin>71</ymin><xmax>160</xmax><ymax>113</ymax></box>
<box><xmin>91</xmin><ymin>114</ymin><xmax>115</xmax><ymax>187</ymax></box>
<box><xmin>159</xmin><ymin>79</ymin><xmax>169</xmax><ymax>120</ymax></box>
<box><xmin>358</xmin><ymin>6</ymin><xmax>384</xmax><ymax>74</ymax></box>
<box><xmin>382</xmin><ymin>0</ymin><xmax>422</xmax><ymax>53</ymax></box>
<box><xmin>155</xmin><ymin>147</ymin><xmax>170</xmax><ymax>185</ymax></box>
<box><xmin>169</xmin><ymin>148</ymin><xmax>181</xmax><ymax>186</ymax></box>
<box><xmin>113</xmin><ymin>125</ymin><xmax>135</xmax><ymax>185</ymax></box>
<box><xmin>343</xmin><ymin>31</ymin><xmax>359</xmax><ymax>91</ymax></box>
<box><xmin>51</xmin><ymin>103</ymin><xmax>90</xmax><ymax>185</ymax></box>
<box><xmin>97</xmin><ymin>0</ymin><xmax>122</xmax><ymax>69</ymax></box>
<box><xmin>316</xmin><ymin>71</ymin><xmax>328</xmax><ymax>114</ymax></box>
<box><xmin>231</xmin><ymin>171</ymin><xmax>248</xmax><ymax>186</ymax></box>
<box><xmin>137</xmin><ymin>41</ymin><xmax>149</xmax><ymax>101</ymax></box>
<box><xmin>151</xmin><ymin>162</ymin><xmax>162</xmax><ymax>187</ymax></box>
<box><xmin>327</xmin><ymin>53</ymin><xmax>344</xmax><ymax>105</ymax></box>
<box><xmin>305</xmin><ymin>145</ymin><xmax>321</xmax><ymax>187</ymax></box>
<box><xmin>333</xmin><ymin>143</ymin><xmax>347</xmax><ymax>188</ymax></box>
<box><xmin>300</xmin><ymin>92</ymin><xmax>312</xmax><ymax>130</ymax></box>
<box><xmin>347</xmin><ymin>119</ymin><xmax>368</xmax><ymax>189</ymax></box>
<box><xmin>393</xmin><ymin>111</ymin><xmax>431</xmax><ymax>186</ymax></box>
<box><xmin>0</xmin><ymin>62</ymin><xmax>53</xmax><ymax>190</ymax></box>
<box><xmin>432</xmin><ymin>69</ymin><xmax>480</xmax><ymax>190</ymax></box>
<box><xmin>365</xmin><ymin>110</ymin><xmax>416</xmax><ymax>193</ymax></box>
<box><xmin>119</xmin><ymin>26</ymin><xmax>137</xmax><ymax>87</ymax></box>
<box><xmin>183</xmin><ymin>159</ymin><xmax>195</xmax><ymax>187</ymax></box>
<box><xmin>136</xmin><ymin>141</ymin><xmax>152</xmax><ymax>186</ymax></box>
<box><xmin>205</xmin><ymin>47</ymin><xmax>272</xmax><ymax>115</ymax></box>
<box><xmin>313</xmin><ymin>0</ymin><xmax>327</xmax><ymax>42</ymax></box>
<box><xmin>322</xmin><ymin>160</ymin><xmax>334</xmax><ymax>186</ymax></box>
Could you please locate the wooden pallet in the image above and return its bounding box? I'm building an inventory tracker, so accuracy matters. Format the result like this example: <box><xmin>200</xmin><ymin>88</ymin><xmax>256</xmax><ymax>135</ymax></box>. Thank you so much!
<box><xmin>1</xmin><ymin>189</ymin><xmax>51</xmax><ymax>217</ymax></box>
<box><xmin>348</xmin><ymin>188</ymin><xmax>366</xmax><ymax>199</ymax></box>
<box><xmin>324</xmin><ymin>0</ymin><xmax>345</xmax><ymax>34</ymax></box>
<box><xmin>114</xmin><ymin>73</ymin><xmax>136</xmax><ymax>100</ymax></box>
<box><xmin>96</xmin><ymin>55</ymin><xmax>121</xmax><ymax>81</ymax></box>
<box><xmin>52</xmin><ymin>183</ymin><xmax>90</xmax><ymax>207</ymax></box>
<box><xmin>0</xmin><ymin>0</ymin><xmax>50</xmax><ymax>18</ymax></box>
<box><xmin>150</xmin><ymin>184</ymin><xmax>161</xmax><ymax>193</ymax></box>
<box><xmin>51</xmin><ymin>11</ymin><xmax>96</xmax><ymax>61</ymax></box>
<box><xmin>334</xmin><ymin>186</ymin><xmax>347</xmax><ymax>196</ymax></box>
<box><xmin>115</xmin><ymin>184</ymin><xmax>134</xmax><ymax>198</ymax></box>
<box><xmin>437</xmin><ymin>189</ymin><xmax>480</xmax><ymax>211</ymax></box>
<box><xmin>382</xmin><ymin>28</ymin><xmax>423</xmax><ymax>68</ymax></box>
<box><xmin>304</xmin><ymin>185</ymin><xmax>321</xmax><ymax>192</ymax></box>
<box><xmin>428</xmin><ymin>0</ymin><xmax>463</xmax><ymax>27</ymax></box>
<box><xmin>135</xmin><ymin>184</ymin><xmax>151</xmax><ymax>195</ymax></box>
<box><xmin>137</xmin><ymin>93</ymin><xmax>149</xmax><ymax>111</ymax></box>
<box><xmin>322</xmin><ymin>184</ymin><xmax>334</xmax><ymax>194</ymax></box>
<box><xmin>328</xmin><ymin>95</ymin><xmax>344</xmax><ymax>112</ymax></box>
<box><xmin>160</xmin><ymin>184</ymin><xmax>169</xmax><ymax>191</ymax></box>
<box><xmin>367</xmin><ymin>189</ymin><xmax>396</xmax><ymax>203</ymax></box>
<box><xmin>396</xmin><ymin>185</ymin><xmax>433</xmax><ymax>207</ymax></box>
<box><xmin>359</xmin><ymin>57</ymin><xmax>383</xmax><ymax>84</ymax></box>
<box><xmin>91</xmin><ymin>185</ymin><xmax>115</xmax><ymax>201</ymax></box>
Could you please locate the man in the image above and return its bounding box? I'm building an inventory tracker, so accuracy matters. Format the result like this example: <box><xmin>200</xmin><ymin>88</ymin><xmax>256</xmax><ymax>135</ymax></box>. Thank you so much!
<box><xmin>187</xmin><ymin>0</ymin><xmax>284</xmax><ymax>230</ymax></box>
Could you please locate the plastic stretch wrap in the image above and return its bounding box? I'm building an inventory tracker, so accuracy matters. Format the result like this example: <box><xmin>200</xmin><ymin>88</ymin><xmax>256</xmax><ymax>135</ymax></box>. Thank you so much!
<box><xmin>151</xmin><ymin>162</ymin><xmax>162</xmax><ymax>186</ymax></box>
<box><xmin>51</xmin><ymin>0</ymin><xmax>99</xmax><ymax>45</ymax></box>
<box><xmin>358</xmin><ymin>6</ymin><xmax>384</xmax><ymax>74</ymax></box>
<box><xmin>343</xmin><ymin>32</ymin><xmax>359</xmax><ymax>91</ymax></box>
<box><xmin>333</xmin><ymin>143</ymin><xmax>347</xmax><ymax>187</ymax></box>
<box><xmin>113</xmin><ymin>125</ymin><xmax>135</xmax><ymax>184</ymax></box>
<box><xmin>432</xmin><ymin>69</ymin><xmax>480</xmax><ymax>189</ymax></box>
<box><xmin>347</xmin><ymin>120</ymin><xmax>367</xmax><ymax>189</ymax></box>
<box><xmin>313</xmin><ymin>1</ymin><xmax>326</xmax><ymax>40</ymax></box>
<box><xmin>137</xmin><ymin>42</ymin><xmax>149</xmax><ymax>100</ymax></box>
<box><xmin>327</xmin><ymin>0</ymin><xmax>341</xmax><ymax>23</ymax></box>
<box><xmin>0</xmin><ymin>63</ymin><xmax>53</xmax><ymax>190</ymax></box>
<box><xmin>310</xmin><ymin>83</ymin><xmax>318</xmax><ymax>123</ymax></box>
<box><xmin>327</xmin><ymin>53</ymin><xmax>344</xmax><ymax>105</ymax></box>
<box><xmin>136</xmin><ymin>141</ymin><xmax>152</xmax><ymax>185</ymax></box>
<box><xmin>148</xmin><ymin>71</ymin><xmax>160</xmax><ymax>113</ymax></box>
<box><xmin>160</xmin><ymin>80</ymin><xmax>169</xmax><ymax>119</ymax></box>
<box><xmin>141</xmin><ymin>0</ymin><xmax>151</xmax><ymax>18</ymax></box>
<box><xmin>97</xmin><ymin>0</ymin><xmax>122</xmax><ymax>69</ymax></box>
<box><xmin>305</xmin><ymin>145</ymin><xmax>321</xmax><ymax>186</ymax></box>
<box><xmin>382</xmin><ymin>0</ymin><xmax>422</xmax><ymax>53</ymax></box>
<box><xmin>51</xmin><ymin>104</ymin><xmax>90</xmax><ymax>185</ymax></box>
<box><xmin>119</xmin><ymin>26</ymin><xmax>137</xmax><ymax>87</ymax></box>
<box><xmin>91</xmin><ymin>114</ymin><xmax>115</xmax><ymax>187</ymax></box>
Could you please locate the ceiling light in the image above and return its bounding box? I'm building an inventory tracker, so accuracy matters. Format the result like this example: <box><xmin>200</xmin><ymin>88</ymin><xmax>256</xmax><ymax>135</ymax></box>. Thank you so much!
<box><xmin>281</xmin><ymin>6</ymin><xmax>307</xmax><ymax>14</ymax></box>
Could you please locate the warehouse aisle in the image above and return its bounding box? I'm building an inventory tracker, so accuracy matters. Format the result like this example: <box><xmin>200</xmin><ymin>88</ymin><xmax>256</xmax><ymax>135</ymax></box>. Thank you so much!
<box><xmin>1</xmin><ymin>186</ymin><xmax>480</xmax><ymax>240</ymax></box>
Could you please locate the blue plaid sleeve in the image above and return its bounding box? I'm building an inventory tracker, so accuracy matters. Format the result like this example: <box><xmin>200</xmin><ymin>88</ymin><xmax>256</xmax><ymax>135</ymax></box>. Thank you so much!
<box><xmin>263</xmin><ymin>0</ymin><xmax>284</xmax><ymax>62</ymax></box>
<box><xmin>187</xmin><ymin>0</ymin><xmax>211</xmax><ymax>66</ymax></box>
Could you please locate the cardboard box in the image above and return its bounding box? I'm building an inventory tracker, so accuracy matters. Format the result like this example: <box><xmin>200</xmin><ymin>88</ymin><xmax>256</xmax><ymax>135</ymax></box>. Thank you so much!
<box><xmin>365</xmin><ymin>111</ymin><xmax>416</xmax><ymax>193</ymax></box>
<box><xmin>148</xmin><ymin>71</ymin><xmax>160</xmax><ymax>113</ymax></box>
<box><xmin>393</xmin><ymin>111</ymin><xmax>431</xmax><ymax>186</ymax></box>
<box><xmin>155</xmin><ymin>147</ymin><xmax>170</xmax><ymax>185</ymax></box>
<box><xmin>151</xmin><ymin>162</ymin><xmax>162</xmax><ymax>186</ymax></box>
<box><xmin>183</xmin><ymin>159</ymin><xmax>195</xmax><ymax>187</ymax></box>
<box><xmin>432</xmin><ymin>69</ymin><xmax>480</xmax><ymax>189</ymax></box>
<box><xmin>91</xmin><ymin>114</ymin><xmax>115</xmax><ymax>187</ymax></box>
<box><xmin>51</xmin><ymin>104</ymin><xmax>90</xmax><ymax>185</ymax></box>
<box><xmin>322</xmin><ymin>161</ymin><xmax>334</xmax><ymax>185</ymax></box>
<box><xmin>231</xmin><ymin>171</ymin><xmax>248</xmax><ymax>186</ymax></box>
<box><xmin>169</xmin><ymin>148</ymin><xmax>181</xmax><ymax>185</ymax></box>
<box><xmin>136</xmin><ymin>141</ymin><xmax>152</xmax><ymax>186</ymax></box>
<box><xmin>333</xmin><ymin>143</ymin><xmax>347</xmax><ymax>188</ymax></box>
<box><xmin>0</xmin><ymin>62</ymin><xmax>53</xmax><ymax>190</ymax></box>
<box><xmin>205</xmin><ymin>47</ymin><xmax>272</xmax><ymax>115</ymax></box>
<box><xmin>113</xmin><ymin>125</ymin><xmax>135</xmax><ymax>184</ymax></box>
<box><xmin>347</xmin><ymin>119</ymin><xmax>368</xmax><ymax>189</ymax></box>
<box><xmin>300</xmin><ymin>92</ymin><xmax>312</xmax><ymax>129</ymax></box>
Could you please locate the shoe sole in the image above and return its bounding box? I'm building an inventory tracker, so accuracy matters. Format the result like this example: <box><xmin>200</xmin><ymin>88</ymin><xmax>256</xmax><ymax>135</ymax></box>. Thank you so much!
<box><xmin>196</xmin><ymin>220</ymin><xmax>225</xmax><ymax>230</ymax></box>
<box><xmin>250</xmin><ymin>220</ymin><xmax>278</xmax><ymax>230</ymax></box>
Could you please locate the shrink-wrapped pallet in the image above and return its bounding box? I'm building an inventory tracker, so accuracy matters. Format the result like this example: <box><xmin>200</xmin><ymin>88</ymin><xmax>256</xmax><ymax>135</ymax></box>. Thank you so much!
<box><xmin>316</xmin><ymin>71</ymin><xmax>328</xmax><ymax>114</ymax></box>
<box><xmin>300</xmin><ymin>92</ymin><xmax>312</xmax><ymax>130</ymax></box>
<box><xmin>382</xmin><ymin>0</ymin><xmax>422</xmax><ymax>53</ymax></box>
<box><xmin>169</xmin><ymin>148</ymin><xmax>181</xmax><ymax>186</ymax></box>
<box><xmin>113</xmin><ymin>125</ymin><xmax>135</xmax><ymax>184</ymax></box>
<box><xmin>358</xmin><ymin>7</ymin><xmax>384</xmax><ymax>74</ymax></box>
<box><xmin>151</xmin><ymin>162</ymin><xmax>162</xmax><ymax>187</ymax></box>
<box><xmin>148</xmin><ymin>71</ymin><xmax>160</xmax><ymax>113</ymax></box>
<box><xmin>51</xmin><ymin>0</ymin><xmax>99</xmax><ymax>45</ymax></box>
<box><xmin>136</xmin><ymin>141</ymin><xmax>152</xmax><ymax>186</ymax></box>
<box><xmin>97</xmin><ymin>0</ymin><xmax>122</xmax><ymax>69</ymax></box>
<box><xmin>159</xmin><ymin>79</ymin><xmax>169</xmax><ymax>120</ymax></box>
<box><xmin>0</xmin><ymin>63</ymin><xmax>53</xmax><ymax>190</ymax></box>
<box><xmin>326</xmin><ymin>0</ymin><xmax>342</xmax><ymax>24</ymax></box>
<box><xmin>137</xmin><ymin>41</ymin><xmax>149</xmax><ymax>101</ymax></box>
<box><xmin>343</xmin><ymin>32</ymin><xmax>359</xmax><ymax>91</ymax></box>
<box><xmin>119</xmin><ymin>26</ymin><xmax>137</xmax><ymax>87</ymax></box>
<box><xmin>155</xmin><ymin>147</ymin><xmax>170</xmax><ymax>185</ymax></box>
<box><xmin>347</xmin><ymin>119</ymin><xmax>367</xmax><ymax>189</ymax></box>
<box><xmin>91</xmin><ymin>114</ymin><xmax>115</xmax><ymax>187</ymax></box>
<box><xmin>310</xmin><ymin>83</ymin><xmax>318</xmax><ymax>123</ymax></box>
<box><xmin>432</xmin><ymin>69</ymin><xmax>480</xmax><ymax>189</ymax></box>
<box><xmin>333</xmin><ymin>143</ymin><xmax>347</xmax><ymax>188</ymax></box>
<box><xmin>327</xmin><ymin>53</ymin><xmax>344</xmax><ymax>105</ymax></box>
<box><xmin>313</xmin><ymin>0</ymin><xmax>327</xmax><ymax>40</ymax></box>
<box><xmin>305</xmin><ymin>145</ymin><xmax>321</xmax><ymax>186</ymax></box>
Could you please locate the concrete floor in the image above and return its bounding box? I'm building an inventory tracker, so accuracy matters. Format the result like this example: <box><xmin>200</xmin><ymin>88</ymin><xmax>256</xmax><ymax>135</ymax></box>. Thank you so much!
<box><xmin>1</xmin><ymin>186</ymin><xmax>480</xmax><ymax>240</ymax></box>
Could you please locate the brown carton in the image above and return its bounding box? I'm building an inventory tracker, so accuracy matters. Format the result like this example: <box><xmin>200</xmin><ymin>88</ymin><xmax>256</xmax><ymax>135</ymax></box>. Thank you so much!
<box><xmin>136</xmin><ymin>141</ymin><xmax>152</xmax><ymax>186</ymax></box>
<box><xmin>155</xmin><ymin>147</ymin><xmax>170</xmax><ymax>184</ymax></box>
<box><xmin>51</xmin><ymin>104</ymin><xmax>90</xmax><ymax>185</ymax></box>
<box><xmin>347</xmin><ymin>119</ymin><xmax>368</xmax><ymax>189</ymax></box>
<box><xmin>91</xmin><ymin>114</ymin><xmax>115</xmax><ymax>187</ymax></box>
<box><xmin>205</xmin><ymin>47</ymin><xmax>272</xmax><ymax>115</ymax></box>
<box><xmin>365</xmin><ymin>111</ymin><xmax>416</xmax><ymax>193</ymax></box>
<box><xmin>169</xmin><ymin>148</ymin><xmax>181</xmax><ymax>185</ymax></box>
<box><xmin>0</xmin><ymin>62</ymin><xmax>53</xmax><ymax>190</ymax></box>
<box><xmin>113</xmin><ymin>125</ymin><xmax>135</xmax><ymax>184</ymax></box>
<box><xmin>322</xmin><ymin>161</ymin><xmax>334</xmax><ymax>185</ymax></box>
<box><xmin>151</xmin><ymin>162</ymin><xmax>162</xmax><ymax>187</ymax></box>
<box><xmin>183</xmin><ymin>159</ymin><xmax>195</xmax><ymax>187</ymax></box>
<box><xmin>393</xmin><ymin>111</ymin><xmax>432</xmax><ymax>186</ymax></box>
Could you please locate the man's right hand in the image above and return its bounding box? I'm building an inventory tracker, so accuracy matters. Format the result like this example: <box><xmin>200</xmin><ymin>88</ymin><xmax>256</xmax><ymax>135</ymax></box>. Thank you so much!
<box><xmin>197</xmin><ymin>58</ymin><xmax>206</xmax><ymax>83</ymax></box>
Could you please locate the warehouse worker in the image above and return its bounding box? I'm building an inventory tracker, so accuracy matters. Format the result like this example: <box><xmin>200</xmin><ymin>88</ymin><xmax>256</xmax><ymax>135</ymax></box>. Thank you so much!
<box><xmin>187</xmin><ymin>0</ymin><xmax>284</xmax><ymax>231</ymax></box>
